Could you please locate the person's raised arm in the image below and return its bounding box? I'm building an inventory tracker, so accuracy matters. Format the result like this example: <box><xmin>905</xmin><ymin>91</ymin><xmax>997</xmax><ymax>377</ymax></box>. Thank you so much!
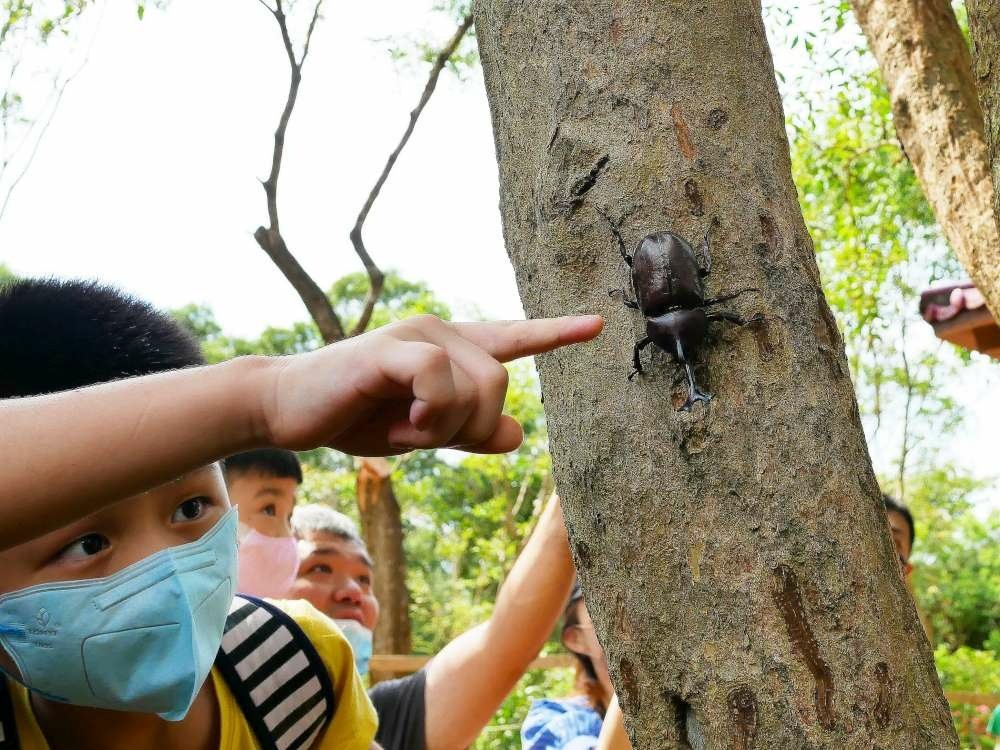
<box><xmin>596</xmin><ymin>695</ymin><xmax>632</xmax><ymax>750</ymax></box>
<box><xmin>423</xmin><ymin>492</ymin><xmax>577</xmax><ymax>750</ymax></box>
<box><xmin>0</xmin><ymin>315</ymin><xmax>602</xmax><ymax>549</ymax></box>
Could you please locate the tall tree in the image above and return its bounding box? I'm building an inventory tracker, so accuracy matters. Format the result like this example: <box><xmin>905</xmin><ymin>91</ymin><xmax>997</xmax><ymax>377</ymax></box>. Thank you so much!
<box><xmin>849</xmin><ymin>0</ymin><xmax>1000</xmax><ymax>318</ymax></box>
<box><xmin>967</xmin><ymin>1</ymin><xmax>1000</xmax><ymax>236</ymax></box>
<box><xmin>355</xmin><ymin>456</ymin><xmax>410</xmax><ymax>683</ymax></box>
<box><xmin>474</xmin><ymin>1</ymin><xmax>957</xmax><ymax>747</ymax></box>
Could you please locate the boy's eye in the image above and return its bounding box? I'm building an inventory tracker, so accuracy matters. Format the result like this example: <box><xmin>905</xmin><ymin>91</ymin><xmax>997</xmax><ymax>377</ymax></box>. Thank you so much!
<box><xmin>358</xmin><ymin>575</ymin><xmax>371</xmax><ymax>587</ymax></box>
<box><xmin>58</xmin><ymin>533</ymin><xmax>111</xmax><ymax>562</ymax></box>
<box><xmin>172</xmin><ymin>497</ymin><xmax>209</xmax><ymax>523</ymax></box>
<box><xmin>308</xmin><ymin>563</ymin><xmax>332</xmax><ymax>575</ymax></box>
<box><xmin>262</xmin><ymin>504</ymin><xmax>276</xmax><ymax>517</ymax></box>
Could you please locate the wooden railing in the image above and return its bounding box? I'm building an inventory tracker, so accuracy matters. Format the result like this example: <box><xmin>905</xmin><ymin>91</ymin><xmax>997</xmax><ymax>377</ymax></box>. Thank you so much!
<box><xmin>369</xmin><ymin>655</ymin><xmax>1000</xmax><ymax>709</ymax></box>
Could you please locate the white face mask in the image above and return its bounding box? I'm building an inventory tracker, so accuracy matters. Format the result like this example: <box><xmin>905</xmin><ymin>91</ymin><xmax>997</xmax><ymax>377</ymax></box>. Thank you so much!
<box><xmin>334</xmin><ymin>619</ymin><xmax>373</xmax><ymax>677</ymax></box>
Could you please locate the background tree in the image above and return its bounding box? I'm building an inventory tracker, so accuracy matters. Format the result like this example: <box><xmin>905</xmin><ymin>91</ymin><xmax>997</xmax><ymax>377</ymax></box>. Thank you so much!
<box><xmin>966</xmin><ymin>0</ymin><xmax>1000</xmax><ymax>237</ymax></box>
<box><xmin>474</xmin><ymin>0</ymin><xmax>957</xmax><ymax>746</ymax></box>
<box><xmin>849</xmin><ymin>0</ymin><xmax>1000</xmax><ymax>317</ymax></box>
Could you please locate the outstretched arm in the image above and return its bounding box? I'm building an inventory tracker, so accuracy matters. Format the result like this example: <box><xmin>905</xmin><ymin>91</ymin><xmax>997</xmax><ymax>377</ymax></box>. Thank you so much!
<box><xmin>0</xmin><ymin>315</ymin><xmax>602</xmax><ymax>549</ymax></box>
<box><xmin>596</xmin><ymin>696</ymin><xmax>632</xmax><ymax>750</ymax></box>
<box><xmin>423</xmin><ymin>493</ymin><xmax>577</xmax><ymax>750</ymax></box>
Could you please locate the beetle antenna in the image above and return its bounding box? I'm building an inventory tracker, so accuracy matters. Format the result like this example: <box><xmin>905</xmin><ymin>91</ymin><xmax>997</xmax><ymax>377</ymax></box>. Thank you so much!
<box><xmin>597</xmin><ymin>209</ymin><xmax>632</xmax><ymax>266</ymax></box>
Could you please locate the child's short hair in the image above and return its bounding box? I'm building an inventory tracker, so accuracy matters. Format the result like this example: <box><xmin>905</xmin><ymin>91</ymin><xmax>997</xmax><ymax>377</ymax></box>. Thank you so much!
<box><xmin>0</xmin><ymin>278</ymin><xmax>204</xmax><ymax>398</ymax></box>
<box><xmin>223</xmin><ymin>449</ymin><xmax>303</xmax><ymax>484</ymax></box>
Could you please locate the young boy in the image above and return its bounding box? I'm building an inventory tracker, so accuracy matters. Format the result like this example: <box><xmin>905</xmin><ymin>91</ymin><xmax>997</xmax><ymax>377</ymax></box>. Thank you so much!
<box><xmin>224</xmin><ymin>449</ymin><xmax>303</xmax><ymax>598</ymax></box>
<box><xmin>0</xmin><ymin>280</ymin><xmax>376</xmax><ymax>749</ymax></box>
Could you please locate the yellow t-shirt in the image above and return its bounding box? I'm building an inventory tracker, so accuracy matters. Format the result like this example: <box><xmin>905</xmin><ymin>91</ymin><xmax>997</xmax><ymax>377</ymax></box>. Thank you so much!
<box><xmin>7</xmin><ymin>599</ymin><xmax>376</xmax><ymax>750</ymax></box>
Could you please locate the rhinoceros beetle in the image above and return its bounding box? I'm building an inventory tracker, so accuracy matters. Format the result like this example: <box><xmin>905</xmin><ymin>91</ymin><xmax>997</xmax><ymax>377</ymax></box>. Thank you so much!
<box><xmin>600</xmin><ymin>211</ymin><xmax>758</xmax><ymax>410</ymax></box>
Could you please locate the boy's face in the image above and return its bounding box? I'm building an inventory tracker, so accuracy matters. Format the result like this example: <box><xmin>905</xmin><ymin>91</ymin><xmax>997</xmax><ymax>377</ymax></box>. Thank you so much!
<box><xmin>291</xmin><ymin>531</ymin><xmax>379</xmax><ymax>630</ymax></box>
<box><xmin>227</xmin><ymin>472</ymin><xmax>298</xmax><ymax>538</ymax></box>
<box><xmin>0</xmin><ymin>465</ymin><xmax>230</xmax><ymax>678</ymax></box>
<box><xmin>0</xmin><ymin>465</ymin><xmax>230</xmax><ymax>594</ymax></box>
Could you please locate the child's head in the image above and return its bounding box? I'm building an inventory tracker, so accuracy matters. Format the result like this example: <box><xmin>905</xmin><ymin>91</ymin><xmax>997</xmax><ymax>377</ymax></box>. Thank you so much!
<box><xmin>223</xmin><ymin>449</ymin><xmax>303</xmax><ymax>599</ymax></box>
<box><xmin>0</xmin><ymin>278</ymin><xmax>236</xmax><ymax>718</ymax></box>
<box><xmin>223</xmin><ymin>448</ymin><xmax>302</xmax><ymax>539</ymax></box>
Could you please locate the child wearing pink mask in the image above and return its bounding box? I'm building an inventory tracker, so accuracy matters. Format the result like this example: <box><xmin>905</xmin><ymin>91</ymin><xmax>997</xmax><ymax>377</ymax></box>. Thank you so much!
<box><xmin>224</xmin><ymin>449</ymin><xmax>303</xmax><ymax>599</ymax></box>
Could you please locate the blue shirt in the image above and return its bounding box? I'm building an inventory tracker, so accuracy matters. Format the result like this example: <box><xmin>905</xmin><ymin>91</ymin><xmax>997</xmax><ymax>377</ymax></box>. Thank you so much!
<box><xmin>521</xmin><ymin>696</ymin><xmax>603</xmax><ymax>750</ymax></box>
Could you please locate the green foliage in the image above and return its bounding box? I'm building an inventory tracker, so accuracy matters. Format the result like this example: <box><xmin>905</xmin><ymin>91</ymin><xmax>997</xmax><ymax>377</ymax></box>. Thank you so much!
<box><xmin>0</xmin><ymin>262</ymin><xmax>14</xmax><ymax>283</ymax></box>
<box><xmin>936</xmin><ymin>645</ymin><xmax>1000</xmax><ymax>749</ymax></box>
<box><xmin>378</xmin><ymin>1</ymin><xmax>477</xmax><ymax>79</ymax></box>
<box><xmin>789</xmin><ymin>46</ymin><xmax>968</xmax><ymax>496</ymax></box>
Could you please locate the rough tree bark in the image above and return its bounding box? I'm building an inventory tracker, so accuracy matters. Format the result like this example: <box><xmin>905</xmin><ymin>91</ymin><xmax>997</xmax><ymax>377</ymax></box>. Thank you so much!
<box><xmin>967</xmin><ymin>1</ymin><xmax>1000</xmax><ymax>240</ymax></box>
<box><xmin>850</xmin><ymin>0</ymin><xmax>1000</xmax><ymax>318</ymax></box>
<box><xmin>356</xmin><ymin>457</ymin><xmax>411</xmax><ymax>683</ymax></box>
<box><xmin>475</xmin><ymin>2</ymin><xmax>957</xmax><ymax>748</ymax></box>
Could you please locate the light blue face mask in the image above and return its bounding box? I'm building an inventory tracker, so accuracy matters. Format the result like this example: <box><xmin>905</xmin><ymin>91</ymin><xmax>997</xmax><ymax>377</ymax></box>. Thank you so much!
<box><xmin>334</xmin><ymin>619</ymin><xmax>373</xmax><ymax>677</ymax></box>
<box><xmin>0</xmin><ymin>507</ymin><xmax>238</xmax><ymax>721</ymax></box>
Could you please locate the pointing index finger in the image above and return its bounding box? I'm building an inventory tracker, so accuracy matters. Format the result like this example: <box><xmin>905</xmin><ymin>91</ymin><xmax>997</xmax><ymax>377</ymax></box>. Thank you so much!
<box><xmin>451</xmin><ymin>315</ymin><xmax>604</xmax><ymax>363</ymax></box>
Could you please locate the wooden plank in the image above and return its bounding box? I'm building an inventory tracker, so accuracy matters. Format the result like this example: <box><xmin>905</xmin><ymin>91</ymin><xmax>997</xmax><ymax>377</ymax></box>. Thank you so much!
<box><xmin>944</xmin><ymin>691</ymin><xmax>1000</xmax><ymax>708</ymax></box>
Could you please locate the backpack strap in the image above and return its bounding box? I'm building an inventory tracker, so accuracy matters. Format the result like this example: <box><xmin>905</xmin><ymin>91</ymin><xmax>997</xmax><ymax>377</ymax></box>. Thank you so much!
<box><xmin>0</xmin><ymin>676</ymin><xmax>20</xmax><ymax>750</ymax></box>
<box><xmin>215</xmin><ymin>594</ymin><xmax>336</xmax><ymax>750</ymax></box>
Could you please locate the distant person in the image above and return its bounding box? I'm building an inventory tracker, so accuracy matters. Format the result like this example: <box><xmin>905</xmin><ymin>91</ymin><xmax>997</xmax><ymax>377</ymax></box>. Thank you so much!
<box><xmin>883</xmin><ymin>494</ymin><xmax>915</xmax><ymax>579</ymax></box>
<box><xmin>224</xmin><ymin>448</ymin><xmax>303</xmax><ymax>598</ymax></box>
<box><xmin>987</xmin><ymin>704</ymin><xmax>1000</xmax><ymax>738</ymax></box>
<box><xmin>292</xmin><ymin>493</ymin><xmax>580</xmax><ymax>750</ymax></box>
<box><xmin>521</xmin><ymin>584</ymin><xmax>616</xmax><ymax>750</ymax></box>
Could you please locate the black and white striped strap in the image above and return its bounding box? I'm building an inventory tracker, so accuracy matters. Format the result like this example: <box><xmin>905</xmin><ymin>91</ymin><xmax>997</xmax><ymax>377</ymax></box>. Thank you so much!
<box><xmin>215</xmin><ymin>594</ymin><xmax>335</xmax><ymax>750</ymax></box>
<box><xmin>0</xmin><ymin>676</ymin><xmax>18</xmax><ymax>750</ymax></box>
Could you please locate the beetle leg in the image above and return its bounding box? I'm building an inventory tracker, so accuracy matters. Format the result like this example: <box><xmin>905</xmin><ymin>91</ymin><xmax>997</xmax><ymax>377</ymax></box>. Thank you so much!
<box><xmin>705</xmin><ymin>310</ymin><xmax>747</xmax><ymax>326</ymax></box>
<box><xmin>598</xmin><ymin>210</ymin><xmax>633</xmax><ymax>267</ymax></box>
<box><xmin>701</xmin><ymin>287</ymin><xmax>759</xmax><ymax>306</ymax></box>
<box><xmin>609</xmin><ymin>288</ymin><xmax>639</xmax><ymax>309</ymax></box>
<box><xmin>629</xmin><ymin>336</ymin><xmax>652</xmax><ymax>380</ymax></box>
<box><xmin>674</xmin><ymin>340</ymin><xmax>712</xmax><ymax>410</ymax></box>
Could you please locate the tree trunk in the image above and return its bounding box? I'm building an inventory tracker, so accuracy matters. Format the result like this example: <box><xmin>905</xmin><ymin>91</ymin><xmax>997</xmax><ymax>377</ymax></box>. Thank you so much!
<box><xmin>850</xmin><ymin>0</ymin><xmax>1000</xmax><ymax>318</ymax></box>
<box><xmin>355</xmin><ymin>457</ymin><xmax>411</xmax><ymax>683</ymax></box>
<box><xmin>967</xmin><ymin>0</ymin><xmax>1000</xmax><ymax>243</ymax></box>
<box><xmin>474</xmin><ymin>2</ymin><xmax>957</xmax><ymax>747</ymax></box>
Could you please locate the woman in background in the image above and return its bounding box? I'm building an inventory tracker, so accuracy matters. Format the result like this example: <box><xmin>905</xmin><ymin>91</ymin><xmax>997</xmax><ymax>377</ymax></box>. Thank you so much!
<box><xmin>521</xmin><ymin>585</ymin><xmax>631</xmax><ymax>750</ymax></box>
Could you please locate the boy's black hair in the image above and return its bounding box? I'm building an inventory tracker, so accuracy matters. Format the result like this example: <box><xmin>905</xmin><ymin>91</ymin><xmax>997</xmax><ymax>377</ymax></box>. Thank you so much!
<box><xmin>883</xmin><ymin>494</ymin><xmax>915</xmax><ymax>550</ymax></box>
<box><xmin>0</xmin><ymin>278</ymin><xmax>205</xmax><ymax>398</ymax></box>
<box><xmin>223</xmin><ymin>449</ymin><xmax>303</xmax><ymax>485</ymax></box>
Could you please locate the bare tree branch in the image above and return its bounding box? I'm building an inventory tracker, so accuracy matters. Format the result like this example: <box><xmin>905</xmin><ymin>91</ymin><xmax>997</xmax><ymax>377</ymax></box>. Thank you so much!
<box><xmin>300</xmin><ymin>0</ymin><xmax>323</xmax><ymax>64</ymax></box>
<box><xmin>0</xmin><ymin>3</ymin><xmax>105</xmax><ymax>224</ymax></box>
<box><xmin>348</xmin><ymin>12</ymin><xmax>474</xmax><ymax>336</ymax></box>
<box><xmin>254</xmin><ymin>0</ymin><xmax>346</xmax><ymax>343</ymax></box>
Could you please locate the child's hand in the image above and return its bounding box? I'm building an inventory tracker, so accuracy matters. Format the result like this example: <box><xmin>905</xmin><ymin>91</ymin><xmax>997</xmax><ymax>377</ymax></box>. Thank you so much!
<box><xmin>256</xmin><ymin>314</ymin><xmax>603</xmax><ymax>456</ymax></box>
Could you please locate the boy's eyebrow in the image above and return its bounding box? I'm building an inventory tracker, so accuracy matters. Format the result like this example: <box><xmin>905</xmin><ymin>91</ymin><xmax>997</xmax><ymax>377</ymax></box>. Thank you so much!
<box><xmin>253</xmin><ymin>487</ymin><xmax>285</xmax><ymax>498</ymax></box>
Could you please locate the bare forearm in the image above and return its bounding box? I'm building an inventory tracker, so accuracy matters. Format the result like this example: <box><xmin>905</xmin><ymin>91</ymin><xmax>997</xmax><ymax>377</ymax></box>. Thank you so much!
<box><xmin>0</xmin><ymin>356</ymin><xmax>269</xmax><ymax>548</ymax></box>
<box><xmin>424</xmin><ymin>493</ymin><xmax>576</xmax><ymax>749</ymax></box>
<box><xmin>597</xmin><ymin>696</ymin><xmax>632</xmax><ymax>750</ymax></box>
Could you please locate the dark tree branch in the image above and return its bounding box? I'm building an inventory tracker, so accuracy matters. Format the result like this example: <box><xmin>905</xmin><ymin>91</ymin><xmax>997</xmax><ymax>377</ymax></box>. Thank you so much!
<box><xmin>254</xmin><ymin>0</ymin><xmax>346</xmax><ymax>344</ymax></box>
<box><xmin>348</xmin><ymin>12</ymin><xmax>474</xmax><ymax>336</ymax></box>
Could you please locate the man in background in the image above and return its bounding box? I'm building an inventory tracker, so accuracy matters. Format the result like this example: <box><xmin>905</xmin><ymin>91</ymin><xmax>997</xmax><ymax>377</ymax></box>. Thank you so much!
<box><xmin>291</xmin><ymin>494</ymin><xmax>576</xmax><ymax>750</ymax></box>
